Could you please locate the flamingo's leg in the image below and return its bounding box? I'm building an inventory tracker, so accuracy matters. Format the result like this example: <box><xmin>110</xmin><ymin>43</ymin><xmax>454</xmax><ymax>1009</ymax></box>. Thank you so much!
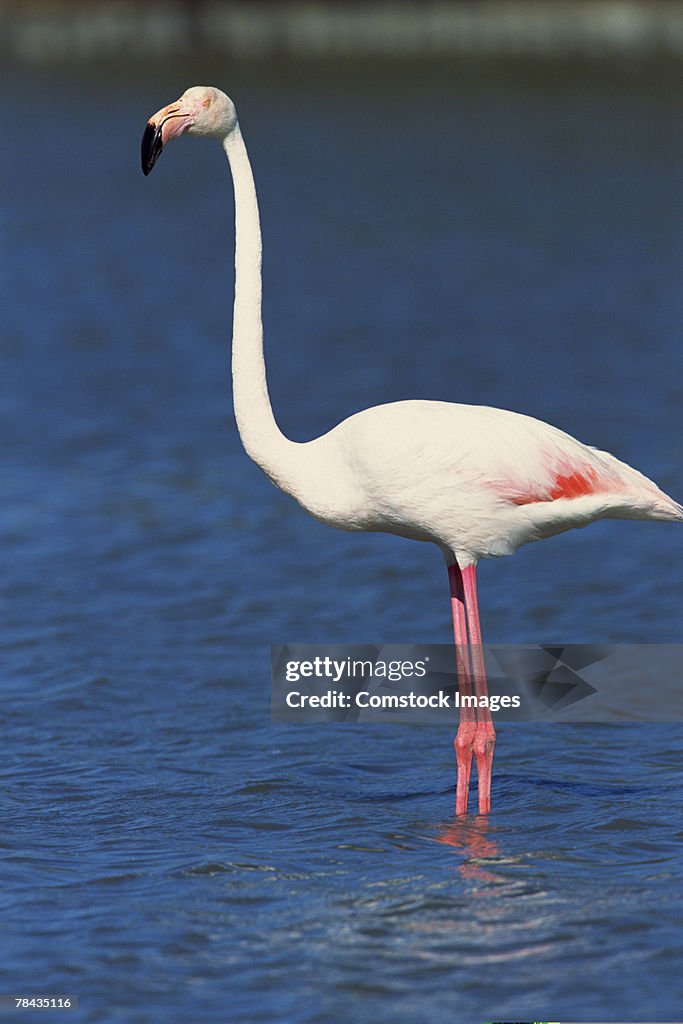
<box><xmin>448</xmin><ymin>563</ymin><xmax>476</xmax><ymax>816</ymax></box>
<box><xmin>462</xmin><ymin>564</ymin><xmax>496</xmax><ymax>815</ymax></box>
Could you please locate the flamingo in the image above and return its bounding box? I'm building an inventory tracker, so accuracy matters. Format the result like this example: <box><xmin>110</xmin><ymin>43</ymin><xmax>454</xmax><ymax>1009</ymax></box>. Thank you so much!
<box><xmin>141</xmin><ymin>86</ymin><xmax>683</xmax><ymax>816</ymax></box>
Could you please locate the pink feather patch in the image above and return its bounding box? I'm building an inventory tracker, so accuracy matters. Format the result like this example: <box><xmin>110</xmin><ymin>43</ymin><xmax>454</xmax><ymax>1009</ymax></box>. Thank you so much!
<box><xmin>509</xmin><ymin>466</ymin><xmax>602</xmax><ymax>506</ymax></box>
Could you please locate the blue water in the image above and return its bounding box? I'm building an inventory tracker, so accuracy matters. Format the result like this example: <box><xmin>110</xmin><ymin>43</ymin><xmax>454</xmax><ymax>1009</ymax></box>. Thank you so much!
<box><xmin>1</xmin><ymin>56</ymin><xmax>682</xmax><ymax>1022</ymax></box>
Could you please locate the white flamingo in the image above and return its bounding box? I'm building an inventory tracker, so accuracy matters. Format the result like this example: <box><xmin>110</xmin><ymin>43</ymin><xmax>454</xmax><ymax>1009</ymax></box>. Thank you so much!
<box><xmin>141</xmin><ymin>86</ymin><xmax>683</xmax><ymax>815</ymax></box>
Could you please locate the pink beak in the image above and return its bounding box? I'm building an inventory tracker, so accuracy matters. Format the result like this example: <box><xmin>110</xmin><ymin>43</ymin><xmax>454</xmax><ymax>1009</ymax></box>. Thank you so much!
<box><xmin>141</xmin><ymin>103</ymin><xmax>192</xmax><ymax>175</ymax></box>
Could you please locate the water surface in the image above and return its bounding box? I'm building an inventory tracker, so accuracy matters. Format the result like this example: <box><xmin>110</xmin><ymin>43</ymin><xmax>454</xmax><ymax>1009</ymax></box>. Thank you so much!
<box><xmin>1</xmin><ymin>56</ymin><xmax>682</xmax><ymax>1022</ymax></box>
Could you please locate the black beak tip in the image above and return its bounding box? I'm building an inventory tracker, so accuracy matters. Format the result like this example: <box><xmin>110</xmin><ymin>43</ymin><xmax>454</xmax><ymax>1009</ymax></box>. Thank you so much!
<box><xmin>141</xmin><ymin>121</ymin><xmax>163</xmax><ymax>176</ymax></box>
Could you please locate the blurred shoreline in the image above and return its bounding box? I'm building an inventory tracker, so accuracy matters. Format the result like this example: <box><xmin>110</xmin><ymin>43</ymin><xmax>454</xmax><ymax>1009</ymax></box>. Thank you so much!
<box><xmin>5</xmin><ymin>1</ymin><xmax>683</xmax><ymax>63</ymax></box>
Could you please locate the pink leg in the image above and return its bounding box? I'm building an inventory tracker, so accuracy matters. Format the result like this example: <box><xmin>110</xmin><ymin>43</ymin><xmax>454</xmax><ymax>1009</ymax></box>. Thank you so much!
<box><xmin>448</xmin><ymin>564</ymin><xmax>476</xmax><ymax>816</ymax></box>
<box><xmin>462</xmin><ymin>565</ymin><xmax>496</xmax><ymax>814</ymax></box>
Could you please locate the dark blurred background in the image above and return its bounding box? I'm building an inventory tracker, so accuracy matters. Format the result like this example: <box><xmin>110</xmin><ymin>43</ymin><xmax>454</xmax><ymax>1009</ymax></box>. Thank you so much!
<box><xmin>6</xmin><ymin>0</ymin><xmax>683</xmax><ymax>62</ymax></box>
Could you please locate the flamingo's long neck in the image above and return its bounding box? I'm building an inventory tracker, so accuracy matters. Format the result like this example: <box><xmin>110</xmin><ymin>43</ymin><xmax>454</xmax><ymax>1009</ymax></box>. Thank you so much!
<box><xmin>223</xmin><ymin>127</ymin><xmax>299</xmax><ymax>491</ymax></box>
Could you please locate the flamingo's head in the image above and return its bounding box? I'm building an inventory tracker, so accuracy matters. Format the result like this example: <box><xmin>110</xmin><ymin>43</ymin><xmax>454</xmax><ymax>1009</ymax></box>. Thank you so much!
<box><xmin>141</xmin><ymin>86</ymin><xmax>237</xmax><ymax>175</ymax></box>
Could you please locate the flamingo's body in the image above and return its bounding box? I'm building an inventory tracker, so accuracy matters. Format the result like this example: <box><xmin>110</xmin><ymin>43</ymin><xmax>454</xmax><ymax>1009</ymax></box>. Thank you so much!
<box><xmin>279</xmin><ymin>399</ymin><xmax>682</xmax><ymax>562</ymax></box>
<box><xmin>142</xmin><ymin>86</ymin><xmax>682</xmax><ymax>816</ymax></box>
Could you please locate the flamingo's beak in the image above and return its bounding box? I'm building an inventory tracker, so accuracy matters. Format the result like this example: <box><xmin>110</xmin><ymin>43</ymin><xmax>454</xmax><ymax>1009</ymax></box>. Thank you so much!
<box><xmin>141</xmin><ymin>101</ymin><xmax>194</xmax><ymax>175</ymax></box>
<box><xmin>141</xmin><ymin>120</ymin><xmax>163</xmax><ymax>175</ymax></box>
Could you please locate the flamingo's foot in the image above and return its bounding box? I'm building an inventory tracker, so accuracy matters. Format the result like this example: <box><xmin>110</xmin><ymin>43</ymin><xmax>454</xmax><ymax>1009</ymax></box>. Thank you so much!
<box><xmin>473</xmin><ymin>722</ymin><xmax>496</xmax><ymax>815</ymax></box>
<box><xmin>454</xmin><ymin>721</ymin><xmax>476</xmax><ymax>816</ymax></box>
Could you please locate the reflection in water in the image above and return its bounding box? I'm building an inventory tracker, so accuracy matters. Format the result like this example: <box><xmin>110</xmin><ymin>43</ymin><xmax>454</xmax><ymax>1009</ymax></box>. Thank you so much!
<box><xmin>435</xmin><ymin>817</ymin><xmax>503</xmax><ymax>884</ymax></box>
